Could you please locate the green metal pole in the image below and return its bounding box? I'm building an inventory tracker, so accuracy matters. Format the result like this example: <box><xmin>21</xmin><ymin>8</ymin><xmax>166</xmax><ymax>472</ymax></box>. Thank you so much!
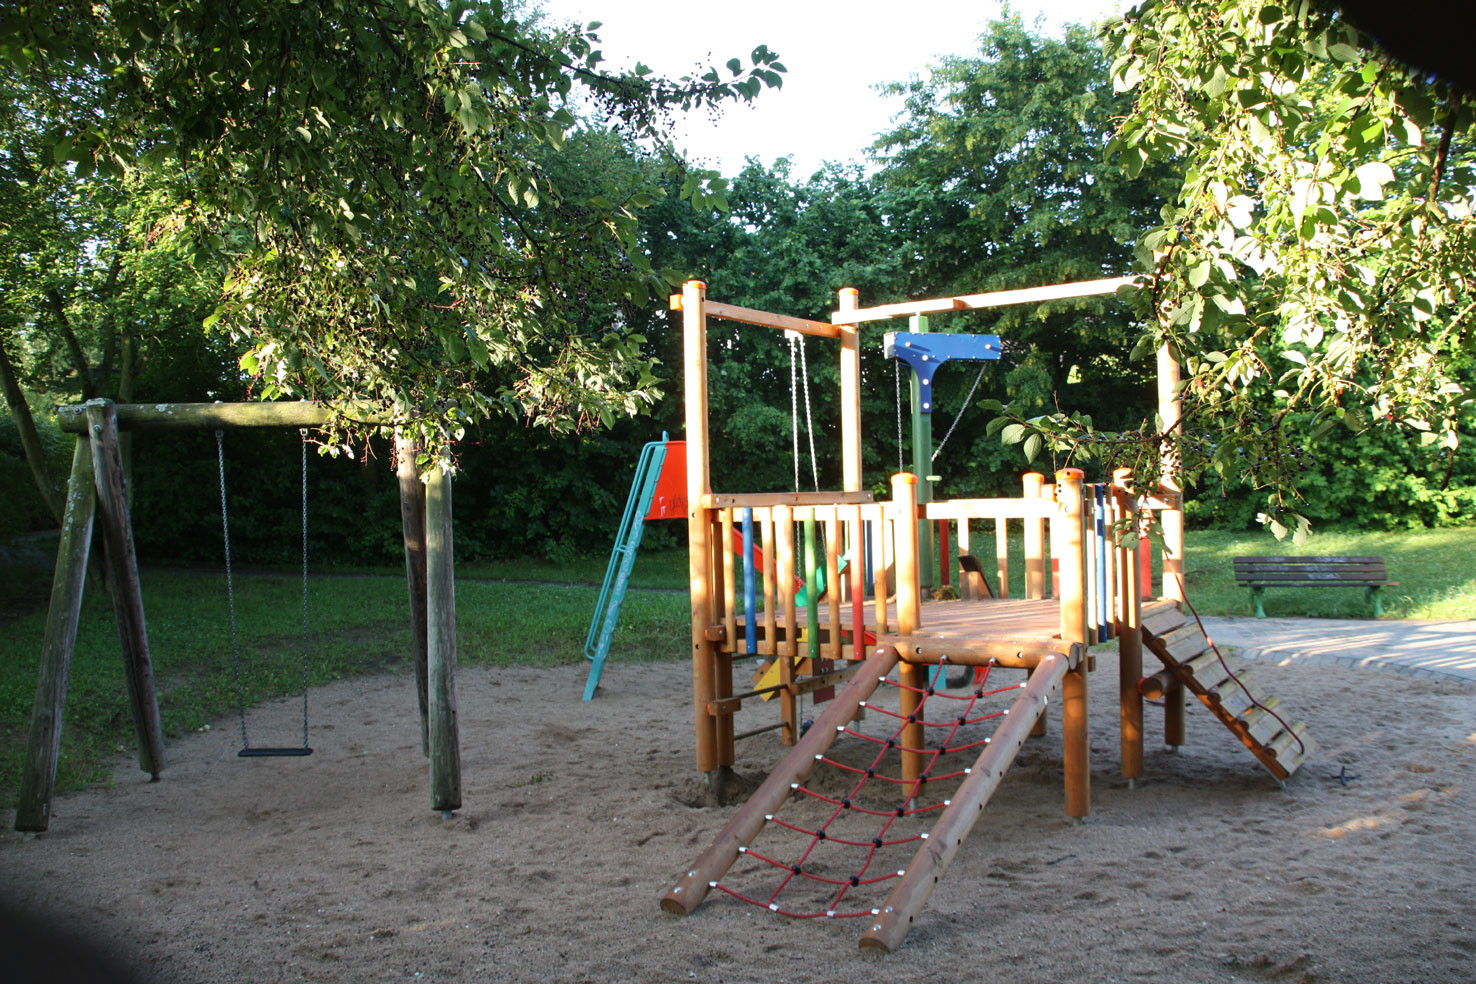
<box><xmin>908</xmin><ymin>315</ymin><xmax>935</xmax><ymax>590</ymax></box>
<box><xmin>804</xmin><ymin>511</ymin><xmax>821</xmax><ymax>664</ymax></box>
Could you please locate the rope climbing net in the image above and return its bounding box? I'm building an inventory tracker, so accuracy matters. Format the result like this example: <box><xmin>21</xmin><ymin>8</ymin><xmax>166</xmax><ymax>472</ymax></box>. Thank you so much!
<box><xmin>710</xmin><ymin>661</ymin><xmax>1028</xmax><ymax>920</ymax></box>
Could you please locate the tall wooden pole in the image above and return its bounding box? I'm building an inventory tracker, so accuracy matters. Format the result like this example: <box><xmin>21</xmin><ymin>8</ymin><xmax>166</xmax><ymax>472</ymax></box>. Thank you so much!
<box><xmin>84</xmin><ymin>400</ymin><xmax>165</xmax><ymax>780</ymax></box>
<box><xmin>838</xmin><ymin>287</ymin><xmax>863</xmax><ymax>494</ymax></box>
<box><xmin>424</xmin><ymin>462</ymin><xmax>462</xmax><ymax>815</ymax></box>
<box><xmin>1022</xmin><ymin>472</ymin><xmax>1045</xmax><ymax>600</ymax></box>
<box><xmin>891</xmin><ymin>473</ymin><xmax>926</xmax><ymax>783</ymax></box>
<box><xmin>1157</xmin><ymin>344</ymin><xmax>1184</xmax><ymax>602</ymax></box>
<box><xmin>682</xmin><ymin>280</ymin><xmax>720</xmax><ymax>774</ymax></box>
<box><xmin>14</xmin><ymin>438</ymin><xmax>98</xmax><ymax>831</ymax></box>
<box><xmin>1055</xmin><ymin>468</ymin><xmax>1089</xmax><ymax>819</ymax></box>
<box><xmin>1114</xmin><ymin>468</ymin><xmax>1144</xmax><ymax>782</ymax></box>
<box><xmin>396</xmin><ymin>435</ymin><xmax>430</xmax><ymax>757</ymax></box>
<box><xmin>907</xmin><ymin>315</ymin><xmax>934</xmax><ymax>591</ymax></box>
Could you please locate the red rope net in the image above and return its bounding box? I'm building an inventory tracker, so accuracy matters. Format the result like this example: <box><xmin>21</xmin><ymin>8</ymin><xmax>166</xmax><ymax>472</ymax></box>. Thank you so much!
<box><xmin>709</xmin><ymin>660</ymin><xmax>1027</xmax><ymax>919</ymax></box>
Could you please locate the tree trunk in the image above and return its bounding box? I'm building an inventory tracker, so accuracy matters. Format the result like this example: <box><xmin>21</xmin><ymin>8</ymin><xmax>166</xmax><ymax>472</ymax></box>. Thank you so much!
<box><xmin>0</xmin><ymin>335</ymin><xmax>64</xmax><ymax>526</ymax></box>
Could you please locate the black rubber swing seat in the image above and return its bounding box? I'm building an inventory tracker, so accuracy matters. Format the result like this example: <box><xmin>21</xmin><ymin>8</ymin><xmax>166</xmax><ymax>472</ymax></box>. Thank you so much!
<box><xmin>238</xmin><ymin>747</ymin><xmax>313</xmax><ymax>758</ymax></box>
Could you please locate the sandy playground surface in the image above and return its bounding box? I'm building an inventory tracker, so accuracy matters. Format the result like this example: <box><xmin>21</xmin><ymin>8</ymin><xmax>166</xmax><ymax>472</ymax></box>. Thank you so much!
<box><xmin>4</xmin><ymin>645</ymin><xmax>1475</xmax><ymax>983</ymax></box>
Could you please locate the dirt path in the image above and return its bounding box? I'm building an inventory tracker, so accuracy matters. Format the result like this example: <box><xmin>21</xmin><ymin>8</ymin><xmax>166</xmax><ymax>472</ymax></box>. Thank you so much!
<box><xmin>4</xmin><ymin>650</ymin><xmax>1474</xmax><ymax>983</ymax></box>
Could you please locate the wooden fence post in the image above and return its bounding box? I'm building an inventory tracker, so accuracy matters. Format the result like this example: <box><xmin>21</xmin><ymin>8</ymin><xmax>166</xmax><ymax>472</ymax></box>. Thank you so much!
<box><xmin>15</xmin><ymin>437</ymin><xmax>99</xmax><ymax>831</ymax></box>
<box><xmin>424</xmin><ymin>461</ymin><xmax>462</xmax><ymax>815</ymax></box>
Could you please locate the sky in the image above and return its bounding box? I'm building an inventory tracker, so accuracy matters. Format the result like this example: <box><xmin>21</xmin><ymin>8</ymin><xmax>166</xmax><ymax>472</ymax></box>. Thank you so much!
<box><xmin>534</xmin><ymin>0</ymin><xmax>1132</xmax><ymax>178</ymax></box>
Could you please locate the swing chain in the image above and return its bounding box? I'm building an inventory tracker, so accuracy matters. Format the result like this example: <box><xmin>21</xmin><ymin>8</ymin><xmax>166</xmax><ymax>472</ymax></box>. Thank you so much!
<box><xmin>299</xmin><ymin>428</ymin><xmax>310</xmax><ymax>750</ymax></box>
<box><xmin>789</xmin><ymin>335</ymin><xmax>800</xmax><ymax>493</ymax></box>
<box><xmin>932</xmin><ymin>362</ymin><xmax>989</xmax><ymax>462</ymax></box>
<box><xmin>217</xmin><ymin>430</ymin><xmax>250</xmax><ymax>752</ymax></box>
<box><xmin>798</xmin><ymin>334</ymin><xmax>818</xmax><ymax>491</ymax></box>
<box><xmin>895</xmin><ymin>362</ymin><xmax>904</xmax><ymax>475</ymax></box>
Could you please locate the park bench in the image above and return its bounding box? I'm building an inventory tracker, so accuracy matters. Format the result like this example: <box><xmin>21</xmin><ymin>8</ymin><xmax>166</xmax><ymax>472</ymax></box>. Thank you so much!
<box><xmin>1233</xmin><ymin>555</ymin><xmax>1397</xmax><ymax>618</ymax></box>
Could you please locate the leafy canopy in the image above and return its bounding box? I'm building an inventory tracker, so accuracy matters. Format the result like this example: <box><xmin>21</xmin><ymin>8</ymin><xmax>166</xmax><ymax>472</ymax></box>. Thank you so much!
<box><xmin>1100</xmin><ymin>0</ymin><xmax>1476</xmax><ymax>536</ymax></box>
<box><xmin>2</xmin><ymin>0</ymin><xmax>784</xmax><ymax>456</ymax></box>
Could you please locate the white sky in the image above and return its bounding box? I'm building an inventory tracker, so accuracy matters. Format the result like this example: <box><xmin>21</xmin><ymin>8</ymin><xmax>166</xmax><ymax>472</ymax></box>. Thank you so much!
<box><xmin>535</xmin><ymin>0</ymin><xmax>1131</xmax><ymax>178</ymax></box>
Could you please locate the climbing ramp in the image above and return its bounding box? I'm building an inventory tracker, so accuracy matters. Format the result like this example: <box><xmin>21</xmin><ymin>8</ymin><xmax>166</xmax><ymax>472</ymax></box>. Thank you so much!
<box><xmin>662</xmin><ymin>645</ymin><xmax>1071</xmax><ymax>952</ymax></box>
<box><xmin>1139</xmin><ymin>602</ymin><xmax>1313</xmax><ymax>781</ymax></box>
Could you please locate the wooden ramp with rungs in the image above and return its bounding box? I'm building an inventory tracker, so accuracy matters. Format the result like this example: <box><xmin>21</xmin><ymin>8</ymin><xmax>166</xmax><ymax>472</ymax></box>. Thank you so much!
<box><xmin>1139</xmin><ymin>601</ymin><xmax>1313</xmax><ymax>781</ymax></box>
<box><xmin>661</xmin><ymin>644</ymin><xmax>1075</xmax><ymax>952</ymax></box>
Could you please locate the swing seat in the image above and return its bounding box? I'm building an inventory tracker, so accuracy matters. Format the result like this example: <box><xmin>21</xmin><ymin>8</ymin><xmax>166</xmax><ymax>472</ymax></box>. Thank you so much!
<box><xmin>238</xmin><ymin>747</ymin><xmax>313</xmax><ymax>758</ymax></box>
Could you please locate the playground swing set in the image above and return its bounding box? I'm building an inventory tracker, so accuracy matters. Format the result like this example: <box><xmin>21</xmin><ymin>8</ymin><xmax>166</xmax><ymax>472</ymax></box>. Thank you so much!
<box><xmin>654</xmin><ymin>277</ymin><xmax>1315</xmax><ymax>951</ymax></box>
<box><xmin>15</xmin><ymin>401</ymin><xmax>466</xmax><ymax>831</ymax></box>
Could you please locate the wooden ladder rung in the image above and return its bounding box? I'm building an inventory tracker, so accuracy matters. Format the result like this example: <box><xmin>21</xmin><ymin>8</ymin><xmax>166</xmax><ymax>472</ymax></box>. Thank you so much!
<box><xmin>1235</xmin><ymin>699</ymin><xmax>1285</xmax><ymax>746</ymax></box>
<box><xmin>1142</xmin><ymin>606</ymin><xmax>1187</xmax><ymax>638</ymax></box>
<box><xmin>1163</xmin><ymin>628</ymin><xmax>1211</xmax><ymax>665</ymax></box>
<box><xmin>1183</xmin><ymin>649</ymin><xmax>1235</xmax><ymax>690</ymax></box>
<box><xmin>1266</xmin><ymin>720</ymin><xmax>1311</xmax><ymax>761</ymax></box>
<box><xmin>1207</xmin><ymin>671</ymin><xmax>1258</xmax><ymax>718</ymax></box>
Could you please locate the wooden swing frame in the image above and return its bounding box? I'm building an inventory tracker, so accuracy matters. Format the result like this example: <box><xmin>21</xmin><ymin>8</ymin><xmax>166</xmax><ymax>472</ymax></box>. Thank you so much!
<box><xmin>15</xmin><ymin>399</ymin><xmax>462</xmax><ymax>832</ymax></box>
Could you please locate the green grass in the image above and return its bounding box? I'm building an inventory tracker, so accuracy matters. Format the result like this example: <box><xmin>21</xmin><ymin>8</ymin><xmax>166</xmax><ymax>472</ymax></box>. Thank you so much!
<box><xmin>1177</xmin><ymin>527</ymin><xmax>1475</xmax><ymax>620</ymax></box>
<box><xmin>457</xmin><ymin>547</ymin><xmax>690</xmax><ymax>590</ymax></box>
<box><xmin>0</xmin><ymin>567</ymin><xmax>685</xmax><ymax>804</ymax></box>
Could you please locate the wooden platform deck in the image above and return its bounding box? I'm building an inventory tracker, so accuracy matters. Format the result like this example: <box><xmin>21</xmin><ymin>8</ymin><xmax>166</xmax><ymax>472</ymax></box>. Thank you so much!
<box><xmin>732</xmin><ymin>597</ymin><xmax>1076</xmax><ymax>669</ymax></box>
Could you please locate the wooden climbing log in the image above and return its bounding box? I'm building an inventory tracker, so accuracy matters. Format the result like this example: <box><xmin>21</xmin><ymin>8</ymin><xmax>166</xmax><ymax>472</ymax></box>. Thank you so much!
<box><xmin>15</xmin><ymin>438</ymin><xmax>98</xmax><ymax>832</ymax></box>
<box><xmin>660</xmin><ymin>645</ymin><xmax>900</xmax><ymax>917</ymax></box>
<box><xmin>858</xmin><ymin>651</ymin><xmax>1070</xmax><ymax>952</ymax></box>
<box><xmin>396</xmin><ymin>435</ymin><xmax>431</xmax><ymax>757</ymax></box>
<box><xmin>424</xmin><ymin>463</ymin><xmax>462</xmax><ymax>813</ymax></box>
<box><xmin>85</xmin><ymin>400</ymin><xmax>165</xmax><ymax>780</ymax></box>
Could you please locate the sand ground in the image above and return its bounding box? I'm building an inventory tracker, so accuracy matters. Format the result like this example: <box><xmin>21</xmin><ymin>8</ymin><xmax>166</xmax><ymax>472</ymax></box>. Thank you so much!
<box><xmin>4</xmin><ymin>646</ymin><xmax>1474</xmax><ymax>983</ymax></box>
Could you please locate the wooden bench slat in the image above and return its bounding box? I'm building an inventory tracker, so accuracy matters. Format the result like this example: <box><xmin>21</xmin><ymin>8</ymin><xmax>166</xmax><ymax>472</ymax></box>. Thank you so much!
<box><xmin>1233</xmin><ymin>555</ymin><xmax>1383</xmax><ymax>564</ymax></box>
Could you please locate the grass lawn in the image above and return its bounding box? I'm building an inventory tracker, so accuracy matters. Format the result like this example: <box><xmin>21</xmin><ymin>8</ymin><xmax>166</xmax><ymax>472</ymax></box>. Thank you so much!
<box><xmin>1</xmin><ymin>523</ymin><xmax>1468</xmax><ymax>805</ymax></box>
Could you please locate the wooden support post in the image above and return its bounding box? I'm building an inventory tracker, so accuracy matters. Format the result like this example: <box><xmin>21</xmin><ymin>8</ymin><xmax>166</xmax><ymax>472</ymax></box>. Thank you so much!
<box><xmin>995</xmin><ymin>519</ymin><xmax>1009</xmax><ymax>598</ymax></box>
<box><xmin>1114</xmin><ymin>469</ymin><xmax>1144</xmax><ymax>781</ymax></box>
<box><xmin>716</xmin><ymin>512</ymin><xmax>736</xmax><ymax>767</ymax></box>
<box><xmin>683</xmin><ymin>280</ymin><xmax>720</xmax><ymax>774</ymax></box>
<box><xmin>775</xmin><ymin>504</ymin><xmax>799</xmax><ymax>745</ymax></box>
<box><xmin>859</xmin><ymin>650</ymin><xmax>1070</xmax><ymax>953</ymax></box>
<box><xmin>838</xmin><ymin>287</ymin><xmax>863</xmax><ymax>494</ymax></box>
<box><xmin>1158</xmin><ymin>344</ymin><xmax>1184</xmax><ymax>602</ymax></box>
<box><xmin>15</xmin><ymin>437</ymin><xmax>98</xmax><ymax>832</ymax></box>
<box><xmin>1022</xmin><ymin>472</ymin><xmax>1045</xmax><ymax>599</ymax></box>
<box><xmin>1055</xmin><ymin>468</ymin><xmax>1089</xmax><ymax>819</ymax></box>
<box><xmin>891</xmin><ymin>473</ymin><xmax>925</xmax><ymax>782</ymax></box>
<box><xmin>761</xmin><ymin>509</ymin><xmax>777</xmax><ymax>657</ymax></box>
<box><xmin>84</xmin><ymin>400</ymin><xmax>165</xmax><ymax>780</ymax></box>
<box><xmin>871</xmin><ymin>511</ymin><xmax>889</xmax><ymax>635</ymax></box>
<box><xmin>396</xmin><ymin>435</ymin><xmax>430</xmax><ymax>757</ymax></box>
<box><xmin>850</xmin><ymin>505</ymin><xmax>865</xmax><ymax>660</ymax></box>
<box><xmin>424</xmin><ymin>462</ymin><xmax>462</xmax><ymax>814</ymax></box>
<box><xmin>1165</xmin><ymin>678</ymin><xmax>1186</xmax><ymax>750</ymax></box>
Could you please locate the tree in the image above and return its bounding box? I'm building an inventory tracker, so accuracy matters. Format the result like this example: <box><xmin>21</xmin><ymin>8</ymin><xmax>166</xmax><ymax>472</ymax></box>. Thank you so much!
<box><xmin>868</xmin><ymin>14</ymin><xmax>1172</xmax><ymax>486</ymax></box>
<box><xmin>1098</xmin><ymin>0</ymin><xmax>1476</xmax><ymax>536</ymax></box>
<box><xmin>1</xmin><ymin>0</ymin><xmax>785</xmax><ymax>465</ymax></box>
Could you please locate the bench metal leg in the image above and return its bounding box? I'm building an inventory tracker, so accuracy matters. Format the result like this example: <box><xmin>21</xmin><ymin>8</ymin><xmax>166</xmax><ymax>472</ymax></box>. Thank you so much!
<box><xmin>1366</xmin><ymin>585</ymin><xmax>1383</xmax><ymax>617</ymax></box>
<box><xmin>1251</xmin><ymin>586</ymin><xmax>1266</xmax><ymax>618</ymax></box>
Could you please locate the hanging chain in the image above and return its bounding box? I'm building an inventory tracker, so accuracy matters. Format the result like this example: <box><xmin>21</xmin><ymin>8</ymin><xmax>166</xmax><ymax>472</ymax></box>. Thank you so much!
<box><xmin>798</xmin><ymin>335</ymin><xmax>818</xmax><ymax>491</ymax></box>
<box><xmin>932</xmin><ymin>362</ymin><xmax>989</xmax><ymax>462</ymax></box>
<box><xmin>789</xmin><ymin>334</ymin><xmax>801</xmax><ymax>493</ymax></box>
<box><xmin>299</xmin><ymin>428</ymin><xmax>310</xmax><ymax>749</ymax></box>
<box><xmin>895</xmin><ymin>361</ymin><xmax>904</xmax><ymax>474</ymax></box>
<box><xmin>217</xmin><ymin>430</ymin><xmax>249</xmax><ymax>752</ymax></box>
